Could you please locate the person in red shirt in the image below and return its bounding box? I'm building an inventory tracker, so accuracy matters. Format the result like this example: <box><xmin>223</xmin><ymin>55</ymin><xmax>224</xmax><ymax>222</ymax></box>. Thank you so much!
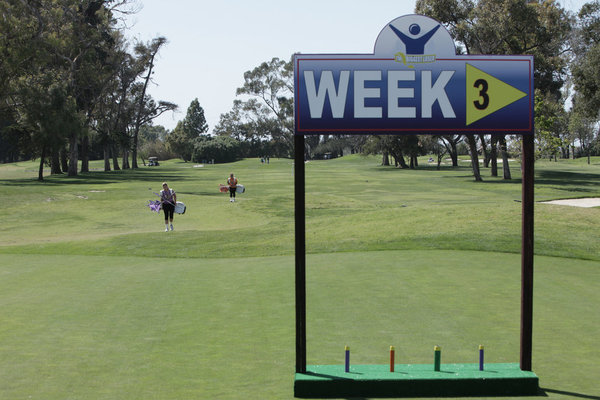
<box><xmin>227</xmin><ymin>173</ymin><xmax>238</xmax><ymax>203</ymax></box>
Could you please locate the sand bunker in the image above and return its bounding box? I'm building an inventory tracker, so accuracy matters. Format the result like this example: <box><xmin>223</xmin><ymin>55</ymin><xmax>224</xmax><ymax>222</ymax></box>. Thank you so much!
<box><xmin>541</xmin><ymin>198</ymin><xmax>600</xmax><ymax>208</ymax></box>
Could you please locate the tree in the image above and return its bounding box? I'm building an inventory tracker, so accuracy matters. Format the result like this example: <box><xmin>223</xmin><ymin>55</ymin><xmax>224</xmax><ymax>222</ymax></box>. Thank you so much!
<box><xmin>572</xmin><ymin>1</ymin><xmax>600</xmax><ymax>120</ymax></box>
<box><xmin>18</xmin><ymin>76</ymin><xmax>82</xmax><ymax>180</ymax></box>
<box><xmin>183</xmin><ymin>98</ymin><xmax>209</xmax><ymax>137</ymax></box>
<box><xmin>416</xmin><ymin>0</ymin><xmax>572</xmax><ymax>179</ymax></box>
<box><xmin>417</xmin><ymin>0</ymin><xmax>571</xmax><ymax>96</ymax></box>
<box><xmin>0</xmin><ymin>1</ymin><xmax>95</xmax><ymax>178</ymax></box>
<box><xmin>498</xmin><ymin>135</ymin><xmax>512</xmax><ymax>180</ymax></box>
<box><xmin>535</xmin><ymin>92</ymin><xmax>566</xmax><ymax>160</ymax></box>
<box><xmin>130</xmin><ymin>37</ymin><xmax>176</xmax><ymax>168</ymax></box>
<box><xmin>91</xmin><ymin>38</ymin><xmax>135</xmax><ymax>172</ymax></box>
<box><xmin>364</xmin><ymin>136</ymin><xmax>411</xmax><ymax>168</ymax></box>
<box><xmin>569</xmin><ymin>104</ymin><xmax>597</xmax><ymax>164</ymax></box>
<box><xmin>88</xmin><ymin>34</ymin><xmax>175</xmax><ymax>171</ymax></box>
<box><xmin>165</xmin><ymin>122</ymin><xmax>191</xmax><ymax>161</ymax></box>
<box><xmin>54</xmin><ymin>1</ymin><xmax>125</xmax><ymax>176</ymax></box>
<box><xmin>214</xmin><ymin>98</ymin><xmax>290</xmax><ymax>158</ymax></box>
<box><xmin>233</xmin><ymin>57</ymin><xmax>295</xmax><ymax>156</ymax></box>
<box><xmin>214</xmin><ymin>100</ymin><xmax>253</xmax><ymax>141</ymax></box>
<box><xmin>0</xmin><ymin>0</ymin><xmax>178</xmax><ymax>178</ymax></box>
<box><xmin>313</xmin><ymin>135</ymin><xmax>366</xmax><ymax>159</ymax></box>
<box><xmin>192</xmin><ymin>136</ymin><xmax>241</xmax><ymax>163</ymax></box>
<box><xmin>138</xmin><ymin>125</ymin><xmax>174</xmax><ymax>163</ymax></box>
<box><xmin>465</xmin><ymin>134</ymin><xmax>483</xmax><ymax>181</ymax></box>
<box><xmin>568</xmin><ymin>1</ymin><xmax>600</xmax><ymax>162</ymax></box>
<box><xmin>166</xmin><ymin>98</ymin><xmax>207</xmax><ymax>161</ymax></box>
<box><xmin>490</xmin><ymin>134</ymin><xmax>500</xmax><ymax>176</ymax></box>
<box><xmin>440</xmin><ymin>135</ymin><xmax>462</xmax><ymax>167</ymax></box>
<box><xmin>139</xmin><ymin>124</ymin><xmax>168</xmax><ymax>144</ymax></box>
<box><xmin>129</xmin><ymin>92</ymin><xmax>176</xmax><ymax>166</ymax></box>
<box><xmin>0</xmin><ymin>0</ymin><xmax>139</xmax><ymax>175</ymax></box>
<box><xmin>421</xmin><ymin>135</ymin><xmax>448</xmax><ymax>170</ymax></box>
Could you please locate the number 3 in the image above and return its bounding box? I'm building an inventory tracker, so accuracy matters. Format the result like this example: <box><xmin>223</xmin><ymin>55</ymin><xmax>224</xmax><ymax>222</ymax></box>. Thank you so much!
<box><xmin>473</xmin><ymin>79</ymin><xmax>489</xmax><ymax>110</ymax></box>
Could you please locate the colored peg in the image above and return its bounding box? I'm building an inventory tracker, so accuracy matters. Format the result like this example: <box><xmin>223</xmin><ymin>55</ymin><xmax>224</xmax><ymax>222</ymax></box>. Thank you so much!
<box><xmin>345</xmin><ymin>346</ymin><xmax>350</xmax><ymax>373</ymax></box>
<box><xmin>434</xmin><ymin>345</ymin><xmax>441</xmax><ymax>371</ymax></box>
<box><xmin>390</xmin><ymin>346</ymin><xmax>395</xmax><ymax>372</ymax></box>
<box><xmin>479</xmin><ymin>345</ymin><xmax>484</xmax><ymax>371</ymax></box>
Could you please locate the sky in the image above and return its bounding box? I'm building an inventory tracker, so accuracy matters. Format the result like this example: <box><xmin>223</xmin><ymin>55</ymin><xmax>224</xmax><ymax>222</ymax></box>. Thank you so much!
<box><xmin>122</xmin><ymin>0</ymin><xmax>590</xmax><ymax>133</ymax></box>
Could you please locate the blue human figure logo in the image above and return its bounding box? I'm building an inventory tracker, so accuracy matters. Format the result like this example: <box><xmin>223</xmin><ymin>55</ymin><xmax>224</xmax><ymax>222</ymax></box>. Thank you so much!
<box><xmin>389</xmin><ymin>23</ymin><xmax>441</xmax><ymax>54</ymax></box>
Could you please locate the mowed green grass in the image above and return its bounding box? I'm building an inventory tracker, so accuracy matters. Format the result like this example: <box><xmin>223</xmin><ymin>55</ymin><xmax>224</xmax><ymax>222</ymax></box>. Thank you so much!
<box><xmin>0</xmin><ymin>156</ymin><xmax>599</xmax><ymax>399</ymax></box>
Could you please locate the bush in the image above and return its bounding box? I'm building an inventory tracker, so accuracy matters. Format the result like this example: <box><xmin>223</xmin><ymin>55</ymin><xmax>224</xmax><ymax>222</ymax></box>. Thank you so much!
<box><xmin>192</xmin><ymin>136</ymin><xmax>241</xmax><ymax>163</ymax></box>
<box><xmin>139</xmin><ymin>140</ymin><xmax>176</xmax><ymax>162</ymax></box>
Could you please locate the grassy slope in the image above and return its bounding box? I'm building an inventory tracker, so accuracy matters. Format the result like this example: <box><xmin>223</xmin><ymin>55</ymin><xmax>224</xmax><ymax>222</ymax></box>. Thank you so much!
<box><xmin>0</xmin><ymin>251</ymin><xmax>598</xmax><ymax>399</ymax></box>
<box><xmin>1</xmin><ymin>156</ymin><xmax>599</xmax><ymax>260</ymax></box>
<box><xmin>0</xmin><ymin>156</ymin><xmax>599</xmax><ymax>399</ymax></box>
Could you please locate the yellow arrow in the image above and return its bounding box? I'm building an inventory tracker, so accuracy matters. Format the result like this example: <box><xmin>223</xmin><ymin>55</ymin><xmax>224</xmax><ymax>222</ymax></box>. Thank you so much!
<box><xmin>466</xmin><ymin>64</ymin><xmax>527</xmax><ymax>126</ymax></box>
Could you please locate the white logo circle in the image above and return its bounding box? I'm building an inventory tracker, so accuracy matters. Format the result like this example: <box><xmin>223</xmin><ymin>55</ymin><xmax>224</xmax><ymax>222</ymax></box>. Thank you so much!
<box><xmin>374</xmin><ymin>14</ymin><xmax>456</xmax><ymax>57</ymax></box>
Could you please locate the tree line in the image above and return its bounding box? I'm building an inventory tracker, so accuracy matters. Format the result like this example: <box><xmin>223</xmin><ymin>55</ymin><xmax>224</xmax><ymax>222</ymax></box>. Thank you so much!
<box><xmin>208</xmin><ymin>0</ymin><xmax>600</xmax><ymax>181</ymax></box>
<box><xmin>0</xmin><ymin>0</ymin><xmax>176</xmax><ymax>179</ymax></box>
<box><xmin>2</xmin><ymin>1</ymin><xmax>600</xmax><ymax>182</ymax></box>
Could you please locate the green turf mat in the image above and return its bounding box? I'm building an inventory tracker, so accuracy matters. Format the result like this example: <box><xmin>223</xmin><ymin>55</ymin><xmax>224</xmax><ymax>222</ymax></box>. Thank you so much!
<box><xmin>295</xmin><ymin>363</ymin><xmax>539</xmax><ymax>397</ymax></box>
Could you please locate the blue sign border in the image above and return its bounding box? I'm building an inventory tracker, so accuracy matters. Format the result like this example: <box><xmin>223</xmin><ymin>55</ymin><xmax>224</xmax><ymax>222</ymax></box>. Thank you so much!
<box><xmin>294</xmin><ymin>53</ymin><xmax>534</xmax><ymax>135</ymax></box>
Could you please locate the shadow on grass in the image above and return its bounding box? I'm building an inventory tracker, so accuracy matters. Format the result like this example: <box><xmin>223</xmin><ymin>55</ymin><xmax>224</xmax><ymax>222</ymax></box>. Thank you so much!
<box><xmin>368</xmin><ymin>164</ymin><xmax>524</xmax><ymax>185</ymax></box>
<box><xmin>0</xmin><ymin>167</ymin><xmax>213</xmax><ymax>187</ymax></box>
<box><xmin>177</xmin><ymin>190</ymin><xmax>224</xmax><ymax>197</ymax></box>
<box><xmin>368</xmin><ymin>164</ymin><xmax>472</xmax><ymax>173</ymax></box>
<box><xmin>541</xmin><ymin>387</ymin><xmax>600</xmax><ymax>399</ymax></box>
<box><xmin>368</xmin><ymin>164</ymin><xmax>600</xmax><ymax>191</ymax></box>
<box><xmin>535</xmin><ymin>170</ymin><xmax>600</xmax><ymax>193</ymax></box>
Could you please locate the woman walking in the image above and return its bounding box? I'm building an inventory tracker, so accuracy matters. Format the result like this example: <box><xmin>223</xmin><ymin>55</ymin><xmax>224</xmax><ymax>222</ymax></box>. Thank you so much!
<box><xmin>227</xmin><ymin>173</ymin><xmax>238</xmax><ymax>202</ymax></box>
<box><xmin>160</xmin><ymin>182</ymin><xmax>177</xmax><ymax>231</ymax></box>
